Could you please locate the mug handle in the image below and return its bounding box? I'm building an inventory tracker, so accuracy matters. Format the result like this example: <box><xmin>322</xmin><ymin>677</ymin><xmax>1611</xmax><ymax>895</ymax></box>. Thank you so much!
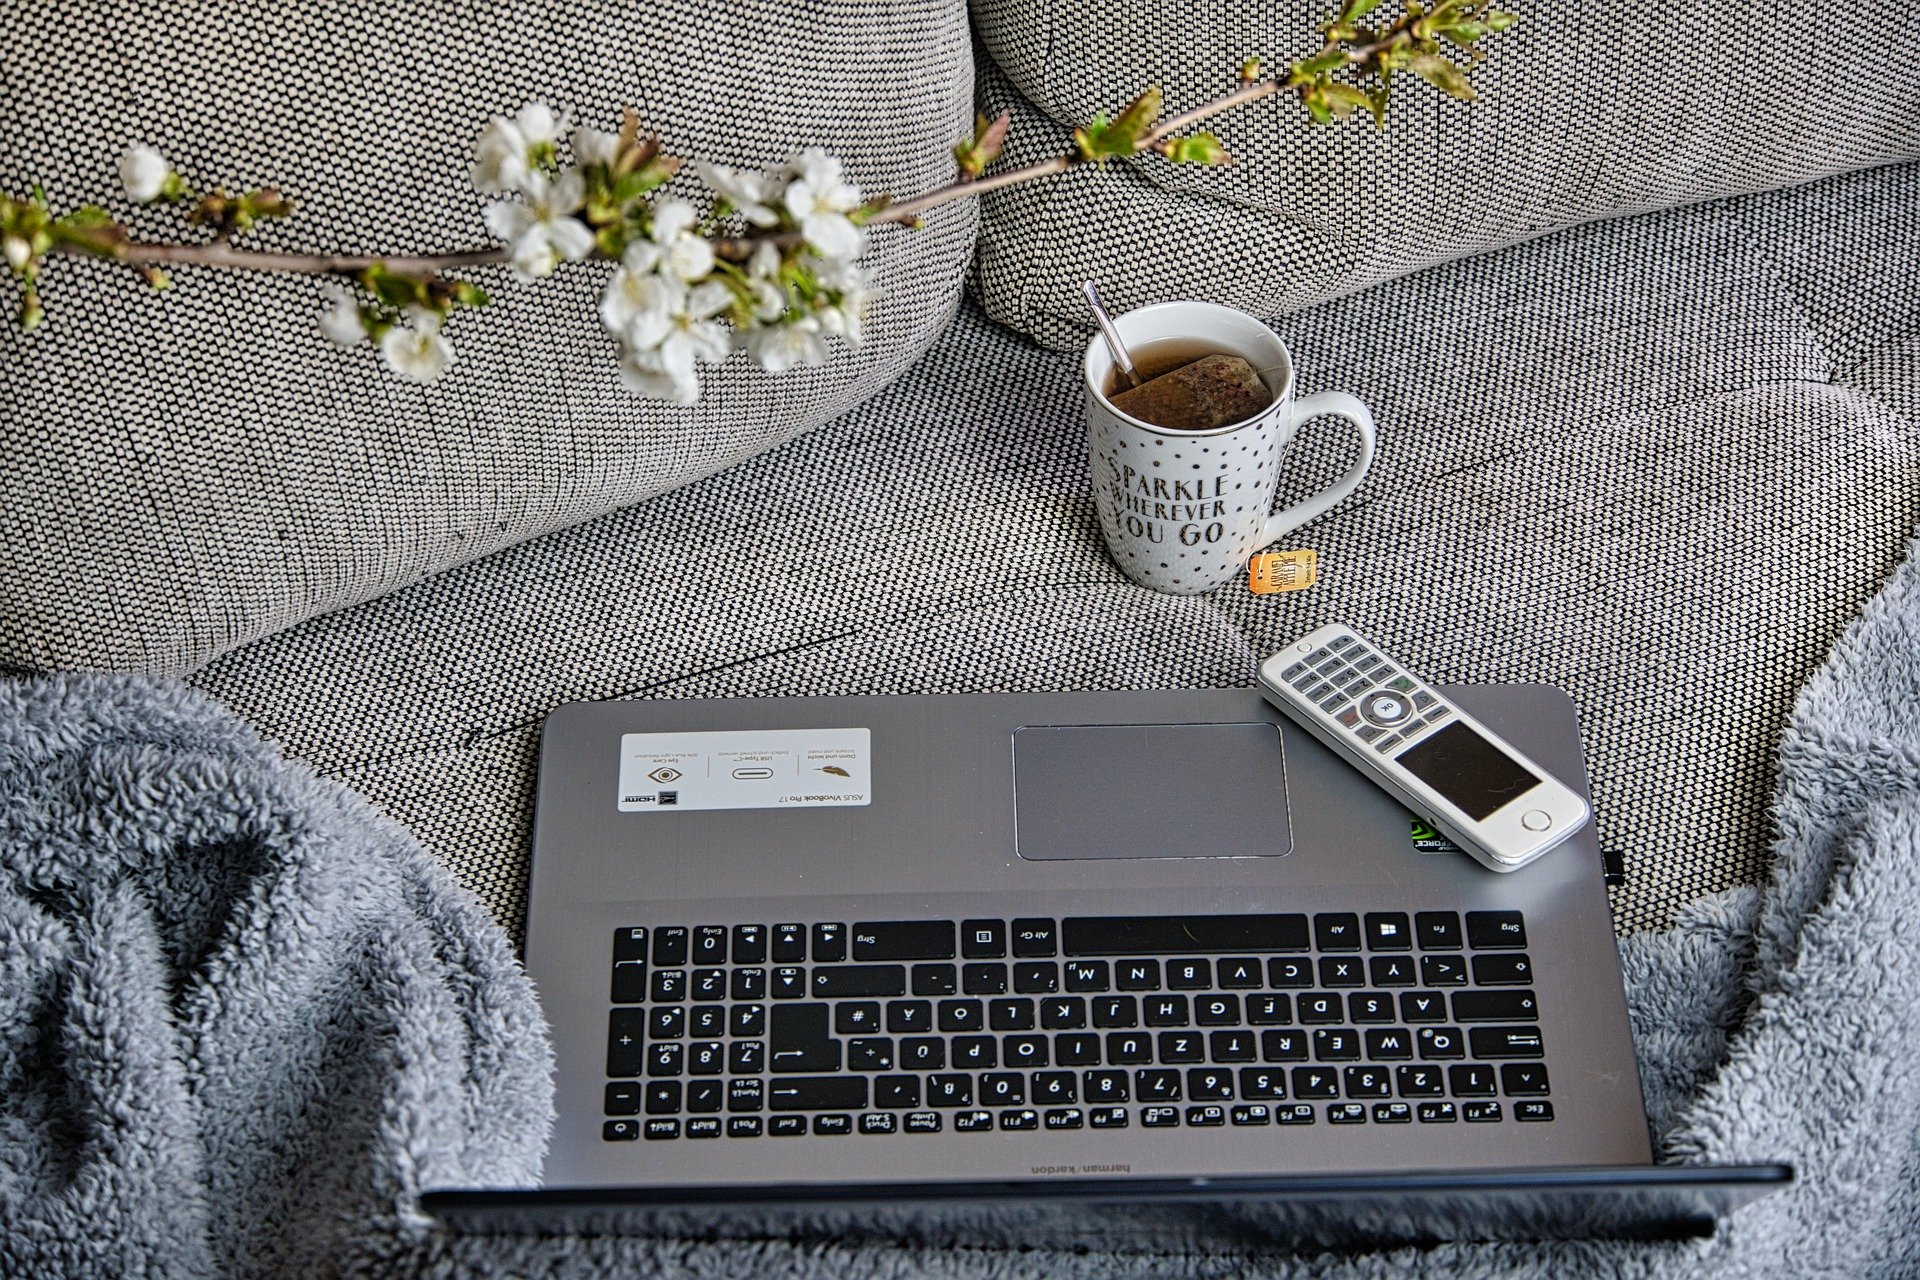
<box><xmin>1262</xmin><ymin>390</ymin><xmax>1376</xmax><ymax>546</ymax></box>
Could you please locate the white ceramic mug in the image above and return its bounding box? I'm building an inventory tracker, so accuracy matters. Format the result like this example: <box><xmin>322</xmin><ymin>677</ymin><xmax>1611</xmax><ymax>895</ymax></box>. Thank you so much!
<box><xmin>1083</xmin><ymin>301</ymin><xmax>1376</xmax><ymax>594</ymax></box>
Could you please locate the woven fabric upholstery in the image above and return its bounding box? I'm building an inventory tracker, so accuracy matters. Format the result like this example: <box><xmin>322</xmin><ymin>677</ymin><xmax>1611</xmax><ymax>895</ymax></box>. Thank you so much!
<box><xmin>188</xmin><ymin>162</ymin><xmax>1920</xmax><ymax>944</ymax></box>
<box><xmin>969</xmin><ymin>0</ymin><xmax>1920</xmax><ymax>349</ymax></box>
<box><xmin>0</xmin><ymin>0</ymin><xmax>974</xmax><ymax>674</ymax></box>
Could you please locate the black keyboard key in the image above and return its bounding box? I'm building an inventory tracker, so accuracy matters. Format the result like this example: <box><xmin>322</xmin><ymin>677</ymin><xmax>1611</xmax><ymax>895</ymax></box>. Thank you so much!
<box><xmin>1400</xmin><ymin>991</ymin><xmax>1447</xmax><ymax>1022</ymax></box>
<box><xmin>686</xmin><ymin>1041</ymin><xmax>724</xmax><ymax>1075</ymax></box>
<box><xmin>651</xmin><ymin>926</ymin><xmax>689</xmax><ymax>967</ymax></box>
<box><xmin>1473</xmin><ymin>953</ymin><xmax>1535</xmax><ymax>985</ymax></box>
<box><xmin>691</xmin><ymin>968</ymin><xmax>727</xmax><ymax>1001</ymax></box>
<box><xmin>1319</xmin><ymin>956</ymin><xmax>1364</xmax><ymax>987</ymax></box>
<box><xmin>1396</xmin><ymin>1064</ymin><xmax>1444</xmax><ymax>1097</ymax></box>
<box><xmin>1344</xmin><ymin>1066</ymin><xmax>1391</xmax><ymax>1098</ymax></box>
<box><xmin>887</xmin><ymin>1000</ymin><xmax>933</xmax><ymax>1033</ymax></box>
<box><xmin>852</xmin><ymin>920</ymin><xmax>956</xmax><ymax>960</ymax></box>
<box><xmin>1297</xmin><ymin>993</ymin><xmax>1342</xmax><ymax>1023</ymax></box>
<box><xmin>601</xmin><ymin>1118</ymin><xmax>640</xmax><ymax>1141</ymax></box>
<box><xmin>1033</xmin><ymin>1071</ymin><xmax>1077</xmax><ymax>1104</ymax></box>
<box><xmin>731</xmin><ymin>924</ymin><xmax>767</xmax><ymax>964</ymax></box>
<box><xmin>1246</xmin><ymin>994</ymin><xmax>1290</xmax><ymax>1025</ymax></box>
<box><xmin>613</xmin><ymin>926</ymin><xmax>648</xmax><ymax>961</ymax></box>
<box><xmin>1144</xmin><ymin>995</ymin><xmax>1190</xmax><ymax>1027</ymax></box>
<box><xmin>1466</xmin><ymin>911</ymin><xmax>1527</xmax><ymax>950</ymax></box>
<box><xmin>981</xmin><ymin>1072</ymin><xmax>1024</xmax><ymax>1105</ymax></box>
<box><xmin>1450</xmin><ymin>1063</ymin><xmax>1497</xmax><ymax>1096</ymax></box>
<box><xmin>835</xmin><ymin>1002</ymin><xmax>881</xmax><ymax>1035</ymax></box>
<box><xmin>644</xmin><ymin>1080</ymin><xmax>681</xmax><ymax>1114</ymax></box>
<box><xmin>1373</xmin><ymin>1102</ymin><xmax>1412</xmax><ymax>1124</ymax></box>
<box><xmin>769</xmin><ymin>1003</ymin><xmax>840</xmax><ymax>1073</ymax></box>
<box><xmin>1313</xmin><ymin>913</ymin><xmax>1361</xmax><ymax>951</ymax></box>
<box><xmin>928</xmin><ymin>1074</ymin><xmax>973</xmax><ymax>1106</ymax></box>
<box><xmin>1313</xmin><ymin>1029</ymin><xmax>1360</xmax><ymax>1061</ymax></box>
<box><xmin>1003</xmin><ymin>1034</ymin><xmax>1049</xmax><ymax>1067</ymax></box>
<box><xmin>650</xmin><ymin>970</ymin><xmax>687</xmax><ymax>1002</ymax></box>
<box><xmin>1417</xmin><ymin>1026</ymin><xmax>1467</xmax><ymax>1059</ymax></box>
<box><xmin>1463</xmin><ymin>1100</ymin><xmax>1503</xmax><ymax>1123</ymax></box>
<box><xmin>1501</xmin><ymin>1063</ymin><xmax>1552</xmax><ymax>1096</ymax></box>
<box><xmin>939</xmin><ymin>999</ymin><xmax>985</xmax><ymax>1032</ymax></box>
<box><xmin>1469</xmin><ymin>1025</ymin><xmax>1545</xmax><ymax>1058</ymax></box>
<box><xmin>1092</xmin><ymin>996</ymin><xmax>1138</xmax><ymax>1028</ymax></box>
<box><xmin>1364</xmin><ymin>912</ymin><xmax>1412</xmax><ymax>950</ymax></box>
<box><xmin>813</xmin><ymin>964</ymin><xmax>905</xmax><ymax>999</ymax></box>
<box><xmin>913</xmin><ymin>964</ymin><xmax>958</xmax><ymax>996</ymax></box>
<box><xmin>1349</xmin><ymin>992</ymin><xmax>1394</xmax><ymax>1023</ymax></box>
<box><xmin>766</xmin><ymin>1114</ymin><xmax>806</xmax><ymax>1135</ymax></box>
<box><xmin>875</xmin><ymin>1074</ymin><xmax>920</xmax><ymax>1107</ymax></box>
<box><xmin>1369</xmin><ymin>956</ymin><xmax>1417</xmax><ymax>987</ymax></box>
<box><xmin>1195</xmin><ymin>994</ymin><xmax>1240</xmax><ymax>1026</ymax></box>
<box><xmin>771</xmin><ymin>967</ymin><xmax>806</xmax><ymax>999</ymax></box>
<box><xmin>1453</xmin><ymin>989</ymin><xmax>1539</xmax><ymax>1022</ymax></box>
<box><xmin>1414</xmin><ymin>911</ymin><xmax>1462</xmax><ymax>950</ymax></box>
<box><xmin>1136</xmin><ymin>1068</ymin><xmax>1182</xmax><ymax>1101</ymax></box>
<box><xmin>1064</xmin><ymin>914</ymin><xmax>1309</xmax><ymax>956</ymax></box>
<box><xmin>1085</xmin><ymin>1069</ymin><xmax>1130</xmax><ymax>1103</ymax></box>
<box><xmin>1262</xmin><ymin>1029</ymin><xmax>1308</xmax><ymax>1061</ymax></box>
<box><xmin>1115</xmin><ymin>959</ymin><xmax>1162</xmax><ymax>991</ymax></box>
<box><xmin>768</xmin><ymin>1076</ymin><xmax>868</xmax><ymax>1111</ymax></box>
<box><xmin>730</xmin><ymin>968</ymin><xmax>767</xmax><ymax>1001</ymax></box>
<box><xmin>1011</xmin><ymin>918</ymin><xmax>1058</xmax><ymax>957</ymax></box>
<box><xmin>848</xmin><ymin>1037</ymin><xmax>895</xmax><ymax>1070</ymax></box>
<box><xmin>611</xmin><ymin>957</ymin><xmax>648</xmax><ymax>1004</ymax></box>
<box><xmin>1188</xmin><ymin>1106</ymin><xmax>1228</xmax><ymax>1130</ymax></box>
<box><xmin>988</xmin><ymin>998</ymin><xmax>1035</xmax><ymax>1031</ymax></box>
<box><xmin>728</xmin><ymin>1041</ymin><xmax>765</xmax><ymax>1074</ymax></box>
<box><xmin>1158</xmin><ymin>1030</ymin><xmax>1205</xmax><ymax>1064</ymax></box>
<box><xmin>963</xmin><ymin>963</ymin><xmax>1008</xmax><ymax>995</ymax></box>
<box><xmin>1240</xmin><ymin>1067</ymin><xmax>1287</xmax><ymax>1100</ymax></box>
<box><xmin>689</xmin><ymin>1006</ymin><xmax>724</xmax><ymax>1039</ymax></box>
<box><xmin>1040</xmin><ymin>997</ymin><xmax>1087</xmax><ymax>1030</ymax></box>
<box><xmin>1365</xmin><ymin>1027</ymin><xmax>1414</xmax><ymax>1060</ymax></box>
<box><xmin>646</xmin><ymin>1043</ymin><xmax>682</xmax><ymax>1076</ymax></box>
<box><xmin>1000</xmin><ymin>1108</ymin><xmax>1039</xmax><ymax>1131</ymax></box>
<box><xmin>811</xmin><ymin>922</ymin><xmax>847</xmax><ymax>962</ymax></box>
<box><xmin>900</xmin><ymin>1037</ymin><xmax>945</xmax><ymax>1070</ymax></box>
<box><xmin>730</xmin><ymin>1004</ymin><xmax>765</xmax><ymax>1038</ymax></box>
<box><xmin>1142</xmin><ymin>1104</ymin><xmax>1181</xmax><ymax>1128</ymax></box>
<box><xmin>1268</xmin><ymin>958</ymin><xmax>1312</xmax><ymax>988</ymax></box>
<box><xmin>859</xmin><ymin>1112</ymin><xmax>896</xmax><ymax>1135</ymax></box>
<box><xmin>959</xmin><ymin>1106</ymin><xmax>994</xmax><ymax>1127</ymax></box>
<box><xmin>1291</xmin><ymin>1066</ymin><xmax>1339</xmax><ymax>1099</ymax></box>
<box><xmin>961</xmin><ymin>919</ymin><xmax>1006</xmax><ymax>958</ymax></box>
<box><xmin>1013</xmin><ymin>962</ymin><xmax>1058</xmax><ymax>994</ymax></box>
<box><xmin>1210</xmin><ymin>1030</ymin><xmax>1257</xmax><ymax>1063</ymax></box>
<box><xmin>692</xmin><ymin>925</ymin><xmax>728</xmax><ymax>964</ymax></box>
<box><xmin>607</xmin><ymin>1009</ymin><xmax>646</xmax><ymax>1077</ymax></box>
<box><xmin>1107</xmin><ymin>1032</ymin><xmax>1153</xmax><ymax>1065</ymax></box>
<box><xmin>812</xmin><ymin>1114</ymin><xmax>852</xmax><ymax>1135</ymax></box>
<box><xmin>1421</xmin><ymin>955</ymin><xmax>1468</xmax><ymax>987</ymax></box>
<box><xmin>952</xmin><ymin>1036</ymin><xmax>996</xmax><ymax>1068</ymax></box>
<box><xmin>1514</xmin><ymin>1100</ymin><xmax>1554</xmax><ymax>1122</ymax></box>
<box><xmin>1216</xmin><ymin>957</ymin><xmax>1262</xmax><ymax>988</ymax></box>
<box><xmin>1064</xmin><ymin>961</ymin><xmax>1110</xmax><ymax>992</ymax></box>
<box><xmin>771</xmin><ymin>923</ymin><xmax>806</xmax><ymax>962</ymax></box>
<box><xmin>1418</xmin><ymin>1101</ymin><xmax>1456</xmax><ymax>1123</ymax></box>
<box><xmin>687</xmin><ymin>1079</ymin><xmax>723</xmax><ymax>1112</ymax></box>
<box><xmin>1231</xmin><ymin>1104</ymin><xmax>1272</xmax><ymax>1126</ymax></box>
<box><xmin>649</xmin><ymin>1007</ymin><xmax>684</xmax><ymax>1039</ymax></box>
<box><xmin>1045</xmin><ymin>1107</ymin><xmax>1086</xmax><ymax>1130</ymax></box>
<box><xmin>1090</xmin><ymin>1105</ymin><xmax>1129</xmax><ymax>1129</ymax></box>
<box><xmin>606</xmin><ymin>1081</ymin><xmax>643</xmax><ymax>1115</ymax></box>
<box><xmin>1167</xmin><ymin>959</ymin><xmax>1210</xmax><ymax>989</ymax></box>
<box><xmin>1188</xmin><ymin>1068</ymin><xmax>1234</xmax><ymax>1101</ymax></box>
<box><xmin>1055</xmin><ymin>1032</ymin><xmax>1102</xmax><ymax>1066</ymax></box>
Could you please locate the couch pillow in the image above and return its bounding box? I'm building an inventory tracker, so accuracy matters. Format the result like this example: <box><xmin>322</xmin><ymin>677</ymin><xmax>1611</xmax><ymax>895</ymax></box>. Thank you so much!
<box><xmin>0</xmin><ymin>0</ymin><xmax>974</xmax><ymax>674</ymax></box>
<box><xmin>970</xmin><ymin>0</ymin><xmax>1920</xmax><ymax>348</ymax></box>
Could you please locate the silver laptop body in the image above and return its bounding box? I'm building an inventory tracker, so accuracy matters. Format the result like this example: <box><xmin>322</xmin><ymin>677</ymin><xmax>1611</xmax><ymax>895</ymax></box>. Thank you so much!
<box><xmin>524</xmin><ymin>685</ymin><xmax>1651</xmax><ymax>1190</ymax></box>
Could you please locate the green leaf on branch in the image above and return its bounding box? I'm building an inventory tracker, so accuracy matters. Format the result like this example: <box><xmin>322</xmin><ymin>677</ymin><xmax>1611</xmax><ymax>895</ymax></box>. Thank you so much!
<box><xmin>1159</xmin><ymin>132</ymin><xmax>1231</xmax><ymax>165</ymax></box>
<box><xmin>1320</xmin><ymin>83</ymin><xmax>1380</xmax><ymax>122</ymax></box>
<box><xmin>1238</xmin><ymin>55</ymin><xmax>1264</xmax><ymax>83</ymax></box>
<box><xmin>1072</xmin><ymin>86</ymin><xmax>1162</xmax><ymax>162</ymax></box>
<box><xmin>1293</xmin><ymin>47</ymin><xmax>1350</xmax><ymax>80</ymax></box>
<box><xmin>1406</xmin><ymin>53</ymin><xmax>1476</xmax><ymax>100</ymax></box>
<box><xmin>51</xmin><ymin>205</ymin><xmax>130</xmax><ymax>259</ymax></box>
<box><xmin>953</xmin><ymin>110</ymin><xmax>1011</xmax><ymax>179</ymax></box>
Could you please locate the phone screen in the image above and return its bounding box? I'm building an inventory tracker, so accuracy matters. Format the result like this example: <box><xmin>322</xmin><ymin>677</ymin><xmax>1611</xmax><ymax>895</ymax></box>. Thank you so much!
<box><xmin>1394</xmin><ymin>722</ymin><xmax>1541</xmax><ymax>821</ymax></box>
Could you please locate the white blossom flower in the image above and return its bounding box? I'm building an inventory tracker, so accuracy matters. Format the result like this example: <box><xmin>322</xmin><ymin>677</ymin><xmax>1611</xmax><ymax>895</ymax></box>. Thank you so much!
<box><xmin>119</xmin><ymin>144</ymin><xmax>171</xmax><ymax>203</ymax></box>
<box><xmin>813</xmin><ymin>258</ymin><xmax>871</xmax><ymax>346</ymax></box>
<box><xmin>3</xmin><ymin>236</ymin><xmax>30</xmax><ymax>272</ymax></box>
<box><xmin>470</xmin><ymin>102</ymin><xmax>564</xmax><ymax>195</ymax></box>
<box><xmin>616</xmin><ymin>279</ymin><xmax>733</xmax><ymax>404</ymax></box>
<box><xmin>648</xmin><ymin>199</ymin><xmax>716</xmax><ymax>283</ymax></box>
<box><xmin>317</xmin><ymin>288</ymin><xmax>366</xmax><ymax>347</ymax></box>
<box><xmin>783</xmin><ymin>149</ymin><xmax>864</xmax><ymax>261</ymax></box>
<box><xmin>599</xmin><ymin>254</ymin><xmax>679</xmax><ymax>349</ymax></box>
<box><xmin>571</xmin><ymin>125</ymin><xmax>619</xmax><ymax>168</ymax></box>
<box><xmin>483</xmin><ymin>170</ymin><xmax>593</xmax><ymax>280</ymax></box>
<box><xmin>749</xmin><ymin>277</ymin><xmax>787</xmax><ymax>323</ymax></box>
<box><xmin>696</xmin><ymin>161</ymin><xmax>780</xmax><ymax>228</ymax></box>
<box><xmin>746</xmin><ymin>315</ymin><xmax>828</xmax><ymax>374</ymax></box>
<box><xmin>380</xmin><ymin>311</ymin><xmax>454</xmax><ymax>383</ymax></box>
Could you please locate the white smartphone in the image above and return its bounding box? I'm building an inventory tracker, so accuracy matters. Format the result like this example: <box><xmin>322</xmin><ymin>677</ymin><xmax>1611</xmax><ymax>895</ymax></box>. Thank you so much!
<box><xmin>1258</xmin><ymin>624</ymin><xmax>1591</xmax><ymax>872</ymax></box>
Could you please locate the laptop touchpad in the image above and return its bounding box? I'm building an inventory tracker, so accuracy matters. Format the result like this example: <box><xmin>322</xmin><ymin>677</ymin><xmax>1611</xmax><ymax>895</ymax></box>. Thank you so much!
<box><xmin>1012</xmin><ymin>723</ymin><xmax>1293</xmax><ymax>861</ymax></box>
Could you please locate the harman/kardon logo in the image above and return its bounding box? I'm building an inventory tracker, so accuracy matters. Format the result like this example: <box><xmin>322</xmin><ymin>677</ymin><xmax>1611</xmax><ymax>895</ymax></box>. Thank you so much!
<box><xmin>1031</xmin><ymin>1164</ymin><xmax>1132</xmax><ymax>1176</ymax></box>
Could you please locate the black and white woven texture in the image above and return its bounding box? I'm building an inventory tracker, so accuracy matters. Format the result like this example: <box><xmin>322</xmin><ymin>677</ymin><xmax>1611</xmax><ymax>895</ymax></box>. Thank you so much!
<box><xmin>969</xmin><ymin>0</ymin><xmax>1920</xmax><ymax>349</ymax></box>
<box><xmin>188</xmin><ymin>161</ymin><xmax>1920</xmax><ymax>941</ymax></box>
<box><xmin>0</xmin><ymin>0</ymin><xmax>975</xmax><ymax>673</ymax></box>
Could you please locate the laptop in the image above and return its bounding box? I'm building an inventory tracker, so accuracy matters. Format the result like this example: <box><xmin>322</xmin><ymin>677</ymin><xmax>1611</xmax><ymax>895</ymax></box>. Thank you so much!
<box><xmin>423</xmin><ymin>683</ymin><xmax>1789</xmax><ymax>1246</ymax></box>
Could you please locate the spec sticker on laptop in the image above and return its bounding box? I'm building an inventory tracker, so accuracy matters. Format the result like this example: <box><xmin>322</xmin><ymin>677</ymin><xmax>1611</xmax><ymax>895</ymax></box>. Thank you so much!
<box><xmin>616</xmin><ymin>728</ymin><xmax>871</xmax><ymax>811</ymax></box>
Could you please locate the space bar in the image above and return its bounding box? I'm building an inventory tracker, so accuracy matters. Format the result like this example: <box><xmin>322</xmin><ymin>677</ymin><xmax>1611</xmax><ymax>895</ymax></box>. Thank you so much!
<box><xmin>1063</xmin><ymin>914</ymin><xmax>1310</xmax><ymax>955</ymax></box>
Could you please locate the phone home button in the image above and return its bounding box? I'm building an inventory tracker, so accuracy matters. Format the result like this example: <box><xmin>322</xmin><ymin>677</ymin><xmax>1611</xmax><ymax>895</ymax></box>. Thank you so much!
<box><xmin>1520</xmin><ymin>809</ymin><xmax>1552</xmax><ymax>832</ymax></box>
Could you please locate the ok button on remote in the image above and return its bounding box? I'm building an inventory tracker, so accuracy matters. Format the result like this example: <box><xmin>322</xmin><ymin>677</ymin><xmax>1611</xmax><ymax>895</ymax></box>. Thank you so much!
<box><xmin>1360</xmin><ymin>692</ymin><xmax>1414</xmax><ymax>728</ymax></box>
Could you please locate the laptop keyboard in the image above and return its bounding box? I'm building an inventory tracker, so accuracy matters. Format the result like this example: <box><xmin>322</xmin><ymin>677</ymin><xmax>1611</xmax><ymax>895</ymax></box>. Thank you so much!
<box><xmin>601</xmin><ymin>911</ymin><xmax>1551</xmax><ymax>1142</ymax></box>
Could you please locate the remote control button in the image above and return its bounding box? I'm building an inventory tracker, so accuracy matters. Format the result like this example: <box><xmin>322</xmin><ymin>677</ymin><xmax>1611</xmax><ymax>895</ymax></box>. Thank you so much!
<box><xmin>1357</xmin><ymin>725</ymin><xmax>1385</xmax><ymax>742</ymax></box>
<box><xmin>1303</xmin><ymin>680</ymin><xmax>1332</xmax><ymax>700</ymax></box>
<box><xmin>1318</xmin><ymin>692</ymin><xmax>1347</xmax><ymax>712</ymax></box>
<box><xmin>1282</xmin><ymin>662</ymin><xmax>1307</xmax><ymax>681</ymax></box>
<box><xmin>1413</xmin><ymin>691</ymin><xmax>1436</xmax><ymax>709</ymax></box>
<box><xmin>1426</xmin><ymin>707</ymin><xmax>1452</xmax><ymax>723</ymax></box>
<box><xmin>1521</xmin><ymin>809</ymin><xmax>1552</xmax><ymax>832</ymax></box>
<box><xmin>1336</xmin><ymin>707</ymin><xmax>1361</xmax><ymax>728</ymax></box>
<box><xmin>1361</xmin><ymin>692</ymin><xmax>1413</xmax><ymax>727</ymax></box>
<box><xmin>1385</xmin><ymin>676</ymin><xmax>1416</xmax><ymax>693</ymax></box>
<box><xmin>1330</xmin><ymin>635</ymin><xmax>1356</xmax><ymax>652</ymax></box>
<box><xmin>1374</xmin><ymin>734</ymin><xmax>1403</xmax><ymax>752</ymax></box>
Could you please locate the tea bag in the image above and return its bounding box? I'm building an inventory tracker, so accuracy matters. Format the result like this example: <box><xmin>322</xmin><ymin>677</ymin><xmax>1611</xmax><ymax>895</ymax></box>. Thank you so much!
<box><xmin>1109</xmin><ymin>354</ymin><xmax>1271</xmax><ymax>430</ymax></box>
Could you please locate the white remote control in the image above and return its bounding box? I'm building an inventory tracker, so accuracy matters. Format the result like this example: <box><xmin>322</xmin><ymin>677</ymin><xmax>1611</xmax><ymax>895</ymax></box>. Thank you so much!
<box><xmin>1257</xmin><ymin>624</ymin><xmax>1591</xmax><ymax>872</ymax></box>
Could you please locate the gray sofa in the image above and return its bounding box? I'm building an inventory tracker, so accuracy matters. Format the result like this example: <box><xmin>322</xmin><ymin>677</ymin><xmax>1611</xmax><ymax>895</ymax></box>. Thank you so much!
<box><xmin>4</xmin><ymin>0</ymin><xmax>1918</xmax><ymax>948</ymax></box>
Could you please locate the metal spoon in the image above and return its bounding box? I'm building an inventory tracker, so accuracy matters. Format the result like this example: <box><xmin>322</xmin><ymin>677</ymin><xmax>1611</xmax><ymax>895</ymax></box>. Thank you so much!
<box><xmin>1083</xmin><ymin>280</ymin><xmax>1140</xmax><ymax>390</ymax></box>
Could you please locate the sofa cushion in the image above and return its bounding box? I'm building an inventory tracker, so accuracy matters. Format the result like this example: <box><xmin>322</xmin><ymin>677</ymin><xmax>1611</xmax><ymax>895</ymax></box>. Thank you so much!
<box><xmin>969</xmin><ymin>0</ymin><xmax>1920</xmax><ymax>348</ymax></box>
<box><xmin>0</xmin><ymin>0</ymin><xmax>974</xmax><ymax>674</ymax></box>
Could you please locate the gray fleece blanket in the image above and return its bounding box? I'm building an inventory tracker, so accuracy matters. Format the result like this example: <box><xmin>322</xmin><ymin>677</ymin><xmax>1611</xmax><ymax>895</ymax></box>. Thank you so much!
<box><xmin>7</xmin><ymin>540</ymin><xmax>1920</xmax><ymax>1276</ymax></box>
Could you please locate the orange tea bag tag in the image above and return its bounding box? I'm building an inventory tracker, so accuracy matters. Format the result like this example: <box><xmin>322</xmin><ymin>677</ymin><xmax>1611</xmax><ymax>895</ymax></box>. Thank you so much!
<box><xmin>1249</xmin><ymin>549</ymin><xmax>1318</xmax><ymax>595</ymax></box>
